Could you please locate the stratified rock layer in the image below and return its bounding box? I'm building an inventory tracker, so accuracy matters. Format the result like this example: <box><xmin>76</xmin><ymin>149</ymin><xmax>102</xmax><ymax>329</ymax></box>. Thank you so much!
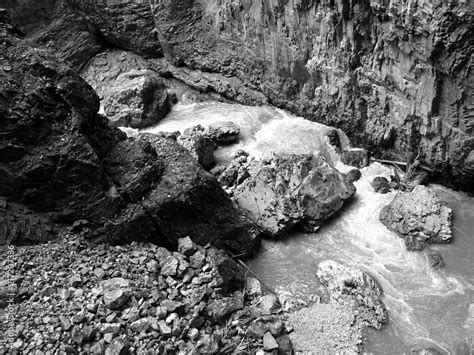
<box><xmin>379</xmin><ymin>185</ymin><xmax>452</xmax><ymax>251</ymax></box>
<box><xmin>233</xmin><ymin>154</ymin><xmax>356</xmax><ymax>237</ymax></box>
<box><xmin>0</xmin><ymin>14</ymin><xmax>257</xmax><ymax>255</ymax></box>
<box><xmin>317</xmin><ymin>260</ymin><xmax>388</xmax><ymax>330</ymax></box>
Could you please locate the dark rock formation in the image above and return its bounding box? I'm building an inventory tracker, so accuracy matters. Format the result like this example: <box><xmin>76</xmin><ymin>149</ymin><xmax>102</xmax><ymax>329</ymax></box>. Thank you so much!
<box><xmin>205</xmin><ymin>121</ymin><xmax>240</xmax><ymax>145</ymax></box>
<box><xmin>0</xmin><ymin>16</ymin><xmax>258</xmax><ymax>255</ymax></box>
<box><xmin>345</xmin><ymin>169</ymin><xmax>362</xmax><ymax>183</ymax></box>
<box><xmin>371</xmin><ymin>176</ymin><xmax>391</xmax><ymax>194</ymax></box>
<box><xmin>317</xmin><ymin>260</ymin><xmax>388</xmax><ymax>330</ymax></box>
<box><xmin>341</xmin><ymin>148</ymin><xmax>370</xmax><ymax>169</ymax></box>
<box><xmin>177</xmin><ymin>133</ymin><xmax>215</xmax><ymax>170</ymax></box>
<box><xmin>5</xmin><ymin>1</ymin><xmax>472</xmax><ymax>190</ymax></box>
<box><xmin>232</xmin><ymin>154</ymin><xmax>356</xmax><ymax>237</ymax></box>
<box><xmin>379</xmin><ymin>185</ymin><xmax>452</xmax><ymax>251</ymax></box>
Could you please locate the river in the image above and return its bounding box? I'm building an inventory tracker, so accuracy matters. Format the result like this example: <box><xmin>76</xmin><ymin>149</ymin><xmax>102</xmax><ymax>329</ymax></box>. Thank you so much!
<box><xmin>143</xmin><ymin>101</ymin><xmax>474</xmax><ymax>354</ymax></box>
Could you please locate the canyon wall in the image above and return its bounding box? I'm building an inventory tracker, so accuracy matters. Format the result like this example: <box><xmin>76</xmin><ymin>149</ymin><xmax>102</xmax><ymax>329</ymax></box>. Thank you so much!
<box><xmin>5</xmin><ymin>0</ymin><xmax>473</xmax><ymax>190</ymax></box>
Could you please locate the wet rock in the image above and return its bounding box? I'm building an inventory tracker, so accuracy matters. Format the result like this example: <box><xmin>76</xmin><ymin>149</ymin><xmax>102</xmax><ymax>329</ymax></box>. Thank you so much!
<box><xmin>245</xmin><ymin>277</ymin><xmax>263</xmax><ymax>297</ymax></box>
<box><xmin>259</xmin><ymin>294</ymin><xmax>281</xmax><ymax>315</ymax></box>
<box><xmin>233</xmin><ymin>154</ymin><xmax>355</xmax><ymax>237</ymax></box>
<box><xmin>317</xmin><ymin>260</ymin><xmax>388</xmax><ymax>329</ymax></box>
<box><xmin>263</xmin><ymin>332</ymin><xmax>279</xmax><ymax>351</ymax></box>
<box><xmin>326</xmin><ymin>130</ymin><xmax>341</xmax><ymax>150</ymax></box>
<box><xmin>341</xmin><ymin>149</ymin><xmax>369</xmax><ymax>169</ymax></box>
<box><xmin>371</xmin><ymin>176</ymin><xmax>391</xmax><ymax>194</ymax></box>
<box><xmin>247</xmin><ymin>320</ymin><xmax>268</xmax><ymax>339</ymax></box>
<box><xmin>346</xmin><ymin>169</ymin><xmax>362</xmax><ymax>183</ymax></box>
<box><xmin>379</xmin><ymin>185</ymin><xmax>452</xmax><ymax>251</ymax></box>
<box><xmin>424</xmin><ymin>250</ymin><xmax>445</xmax><ymax>268</ymax></box>
<box><xmin>276</xmin><ymin>334</ymin><xmax>293</xmax><ymax>354</ymax></box>
<box><xmin>101</xmin><ymin>278</ymin><xmax>131</xmax><ymax>310</ymax></box>
<box><xmin>205</xmin><ymin>121</ymin><xmax>240</xmax><ymax>145</ymax></box>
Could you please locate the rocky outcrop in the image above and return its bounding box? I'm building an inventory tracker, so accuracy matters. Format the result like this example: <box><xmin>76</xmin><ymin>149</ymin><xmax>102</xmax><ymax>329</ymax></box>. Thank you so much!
<box><xmin>5</xmin><ymin>1</ymin><xmax>472</xmax><ymax>190</ymax></box>
<box><xmin>82</xmin><ymin>50</ymin><xmax>174</xmax><ymax>128</ymax></box>
<box><xmin>177</xmin><ymin>131</ymin><xmax>215</xmax><ymax>170</ymax></box>
<box><xmin>0</xmin><ymin>15</ymin><xmax>257</xmax><ymax>255</ymax></box>
<box><xmin>231</xmin><ymin>154</ymin><xmax>356</xmax><ymax>237</ymax></box>
<box><xmin>317</xmin><ymin>260</ymin><xmax>388</xmax><ymax>330</ymax></box>
<box><xmin>379</xmin><ymin>185</ymin><xmax>452</xmax><ymax>251</ymax></box>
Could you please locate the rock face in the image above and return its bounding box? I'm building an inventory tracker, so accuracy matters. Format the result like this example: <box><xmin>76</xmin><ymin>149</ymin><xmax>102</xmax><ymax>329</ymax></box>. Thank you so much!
<box><xmin>233</xmin><ymin>154</ymin><xmax>356</xmax><ymax>237</ymax></box>
<box><xmin>317</xmin><ymin>260</ymin><xmax>388</xmax><ymax>329</ymax></box>
<box><xmin>379</xmin><ymin>185</ymin><xmax>452</xmax><ymax>251</ymax></box>
<box><xmin>5</xmin><ymin>1</ymin><xmax>472</xmax><ymax>191</ymax></box>
<box><xmin>0</xmin><ymin>16</ymin><xmax>257</xmax><ymax>255</ymax></box>
<box><xmin>177</xmin><ymin>132</ymin><xmax>215</xmax><ymax>170</ymax></box>
<box><xmin>82</xmin><ymin>50</ymin><xmax>173</xmax><ymax>128</ymax></box>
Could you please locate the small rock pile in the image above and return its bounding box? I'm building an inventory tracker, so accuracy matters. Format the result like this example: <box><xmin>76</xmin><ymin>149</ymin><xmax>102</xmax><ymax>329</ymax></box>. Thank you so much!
<box><xmin>0</xmin><ymin>235</ymin><xmax>292</xmax><ymax>354</ymax></box>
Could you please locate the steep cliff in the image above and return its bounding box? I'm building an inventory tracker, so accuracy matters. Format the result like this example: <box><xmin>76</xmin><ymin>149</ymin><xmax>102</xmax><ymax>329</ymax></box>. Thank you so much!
<box><xmin>5</xmin><ymin>0</ymin><xmax>473</xmax><ymax>191</ymax></box>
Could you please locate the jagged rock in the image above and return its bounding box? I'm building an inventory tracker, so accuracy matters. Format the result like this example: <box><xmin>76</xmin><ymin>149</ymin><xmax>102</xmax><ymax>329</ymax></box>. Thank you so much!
<box><xmin>82</xmin><ymin>50</ymin><xmax>172</xmax><ymax>128</ymax></box>
<box><xmin>205</xmin><ymin>295</ymin><xmax>243</xmax><ymax>323</ymax></box>
<box><xmin>371</xmin><ymin>176</ymin><xmax>391</xmax><ymax>194</ymax></box>
<box><xmin>177</xmin><ymin>134</ymin><xmax>215</xmax><ymax>170</ymax></box>
<box><xmin>379</xmin><ymin>186</ymin><xmax>452</xmax><ymax>251</ymax></box>
<box><xmin>326</xmin><ymin>130</ymin><xmax>341</xmax><ymax>150</ymax></box>
<box><xmin>233</xmin><ymin>154</ymin><xmax>355</xmax><ymax>237</ymax></box>
<box><xmin>425</xmin><ymin>250</ymin><xmax>445</xmax><ymax>268</ymax></box>
<box><xmin>245</xmin><ymin>277</ymin><xmax>263</xmax><ymax>297</ymax></box>
<box><xmin>160</xmin><ymin>300</ymin><xmax>184</xmax><ymax>314</ymax></box>
<box><xmin>341</xmin><ymin>149</ymin><xmax>369</xmax><ymax>169</ymax></box>
<box><xmin>101</xmin><ymin>278</ymin><xmax>131</xmax><ymax>310</ymax></box>
<box><xmin>317</xmin><ymin>260</ymin><xmax>388</xmax><ymax>329</ymax></box>
<box><xmin>178</xmin><ymin>237</ymin><xmax>197</xmax><ymax>257</ymax></box>
<box><xmin>105</xmin><ymin>338</ymin><xmax>129</xmax><ymax>355</ymax></box>
<box><xmin>263</xmin><ymin>332</ymin><xmax>279</xmax><ymax>351</ymax></box>
<box><xmin>130</xmin><ymin>318</ymin><xmax>150</xmax><ymax>333</ymax></box>
<box><xmin>160</xmin><ymin>256</ymin><xmax>179</xmax><ymax>277</ymax></box>
<box><xmin>205</xmin><ymin>121</ymin><xmax>240</xmax><ymax>145</ymax></box>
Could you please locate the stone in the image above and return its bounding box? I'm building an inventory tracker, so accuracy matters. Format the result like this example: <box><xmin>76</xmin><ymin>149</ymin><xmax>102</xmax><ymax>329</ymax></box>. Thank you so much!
<box><xmin>340</xmin><ymin>149</ymin><xmax>369</xmax><ymax>169</ymax></box>
<box><xmin>247</xmin><ymin>320</ymin><xmax>268</xmax><ymax>339</ymax></box>
<box><xmin>160</xmin><ymin>256</ymin><xmax>179</xmax><ymax>277</ymax></box>
<box><xmin>189</xmin><ymin>250</ymin><xmax>206</xmax><ymax>269</ymax></box>
<box><xmin>101</xmin><ymin>278</ymin><xmax>131</xmax><ymax>310</ymax></box>
<box><xmin>177</xmin><ymin>133</ymin><xmax>215</xmax><ymax>170</ymax></box>
<box><xmin>100</xmin><ymin>323</ymin><xmax>122</xmax><ymax>334</ymax></box>
<box><xmin>425</xmin><ymin>250</ymin><xmax>445</xmax><ymax>269</ymax></box>
<box><xmin>160</xmin><ymin>300</ymin><xmax>184</xmax><ymax>314</ymax></box>
<box><xmin>379</xmin><ymin>186</ymin><xmax>452</xmax><ymax>251</ymax></box>
<box><xmin>177</xmin><ymin>237</ymin><xmax>197</xmax><ymax>257</ymax></box>
<box><xmin>346</xmin><ymin>169</ymin><xmax>362</xmax><ymax>183</ymax></box>
<box><xmin>205</xmin><ymin>121</ymin><xmax>240</xmax><ymax>145</ymax></box>
<box><xmin>326</xmin><ymin>130</ymin><xmax>341</xmax><ymax>149</ymax></box>
<box><xmin>105</xmin><ymin>338</ymin><xmax>129</xmax><ymax>355</ymax></box>
<box><xmin>234</xmin><ymin>154</ymin><xmax>355</xmax><ymax>237</ymax></box>
<box><xmin>317</xmin><ymin>260</ymin><xmax>388</xmax><ymax>329</ymax></box>
<box><xmin>245</xmin><ymin>277</ymin><xmax>263</xmax><ymax>297</ymax></box>
<box><xmin>276</xmin><ymin>334</ymin><xmax>293</xmax><ymax>354</ymax></box>
<box><xmin>259</xmin><ymin>294</ymin><xmax>281</xmax><ymax>315</ymax></box>
<box><xmin>59</xmin><ymin>315</ymin><xmax>71</xmax><ymax>331</ymax></box>
<box><xmin>130</xmin><ymin>318</ymin><xmax>150</xmax><ymax>333</ymax></box>
<box><xmin>68</xmin><ymin>275</ymin><xmax>83</xmax><ymax>288</ymax></box>
<box><xmin>205</xmin><ymin>296</ymin><xmax>243</xmax><ymax>323</ymax></box>
<box><xmin>371</xmin><ymin>176</ymin><xmax>391</xmax><ymax>194</ymax></box>
<box><xmin>157</xmin><ymin>321</ymin><xmax>172</xmax><ymax>337</ymax></box>
<box><xmin>263</xmin><ymin>332</ymin><xmax>279</xmax><ymax>351</ymax></box>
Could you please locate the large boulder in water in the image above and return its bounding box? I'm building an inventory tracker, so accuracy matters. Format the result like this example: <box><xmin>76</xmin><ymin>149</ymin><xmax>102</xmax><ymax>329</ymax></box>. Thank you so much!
<box><xmin>82</xmin><ymin>50</ymin><xmax>173</xmax><ymax>128</ymax></box>
<box><xmin>233</xmin><ymin>154</ymin><xmax>356</xmax><ymax>237</ymax></box>
<box><xmin>317</xmin><ymin>260</ymin><xmax>388</xmax><ymax>329</ymax></box>
<box><xmin>0</xmin><ymin>21</ymin><xmax>258</xmax><ymax>256</ymax></box>
<box><xmin>340</xmin><ymin>148</ymin><xmax>369</xmax><ymax>169</ymax></box>
<box><xmin>205</xmin><ymin>121</ymin><xmax>240</xmax><ymax>145</ymax></box>
<box><xmin>379</xmin><ymin>185</ymin><xmax>452</xmax><ymax>251</ymax></box>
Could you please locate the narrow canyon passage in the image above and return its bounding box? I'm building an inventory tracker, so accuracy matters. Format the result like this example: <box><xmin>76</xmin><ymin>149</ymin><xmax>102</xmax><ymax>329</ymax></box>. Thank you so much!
<box><xmin>146</xmin><ymin>101</ymin><xmax>474</xmax><ymax>354</ymax></box>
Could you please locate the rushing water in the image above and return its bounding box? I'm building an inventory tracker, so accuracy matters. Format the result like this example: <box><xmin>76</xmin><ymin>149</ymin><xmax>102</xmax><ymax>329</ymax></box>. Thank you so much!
<box><xmin>146</xmin><ymin>101</ymin><xmax>474</xmax><ymax>354</ymax></box>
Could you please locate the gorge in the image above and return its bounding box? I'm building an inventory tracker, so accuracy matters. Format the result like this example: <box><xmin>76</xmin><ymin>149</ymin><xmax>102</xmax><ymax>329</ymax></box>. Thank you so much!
<box><xmin>0</xmin><ymin>0</ymin><xmax>473</xmax><ymax>354</ymax></box>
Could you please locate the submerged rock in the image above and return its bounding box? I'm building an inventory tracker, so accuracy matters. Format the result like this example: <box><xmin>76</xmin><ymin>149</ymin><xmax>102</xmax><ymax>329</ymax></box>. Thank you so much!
<box><xmin>371</xmin><ymin>176</ymin><xmax>391</xmax><ymax>194</ymax></box>
<box><xmin>317</xmin><ymin>260</ymin><xmax>388</xmax><ymax>329</ymax></box>
<box><xmin>379</xmin><ymin>185</ymin><xmax>452</xmax><ymax>251</ymax></box>
<box><xmin>233</xmin><ymin>154</ymin><xmax>356</xmax><ymax>237</ymax></box>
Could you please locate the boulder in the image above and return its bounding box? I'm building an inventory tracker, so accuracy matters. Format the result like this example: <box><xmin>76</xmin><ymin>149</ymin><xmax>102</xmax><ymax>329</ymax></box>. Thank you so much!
<box><xmin>371</xmin><ymin>176</ymin><xmax>391</xmax><ymax>194</ymax></box>
<box><xmin>233</xmin><ymin>154</ymin><xmax>356</xmax><ymax>237</ymax></box>
<box><xmin>340</xmin><ymin>148</ymin><xmax>369</xmax><ymax>169</ymax></box>
<box><xmin>317</xmin><ymin>260</ymin><xmax>388</xmax><ymax>329</ymax></box>
<box><xmin>379</xmin><ymin>186</ymin><xmax>452</xmax><ymax>251</ymax></box>
<box><xmin>205</xmin><ymin>121</ymin><xmax>240</xmax><ymax>145</ymax></box>
<box><xmin>345</xmin><ymin>169</ymin><xmax>362</xmax><ymax>183</ymax></box>
<box><xmin>177</xmin><ymin>134</ymin><xmax>215</xmax><ymax>170</ymax></box>
<box><xmin>82</xmin><ymin>51</ymin><xmax>173</xmax><ymax>128</ymax></box>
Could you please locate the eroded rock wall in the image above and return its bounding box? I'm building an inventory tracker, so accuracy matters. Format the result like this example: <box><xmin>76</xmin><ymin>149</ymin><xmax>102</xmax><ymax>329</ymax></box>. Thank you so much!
<box><xmin>4</xmin><ymin>0</ymin><xmax>473</xmax><ymax>190</ymax></box>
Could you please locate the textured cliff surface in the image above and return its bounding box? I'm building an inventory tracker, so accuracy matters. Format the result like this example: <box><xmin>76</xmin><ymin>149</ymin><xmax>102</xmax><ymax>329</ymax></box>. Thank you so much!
<box><xmin>4</xmin><ymin>0</ymin><xmax>473</xmax><ymax>191</ymax></box>
<box><xmin>0</xmin><ymin>11</ymin><xmax>258</xmax><ymax>255</ymax></box>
